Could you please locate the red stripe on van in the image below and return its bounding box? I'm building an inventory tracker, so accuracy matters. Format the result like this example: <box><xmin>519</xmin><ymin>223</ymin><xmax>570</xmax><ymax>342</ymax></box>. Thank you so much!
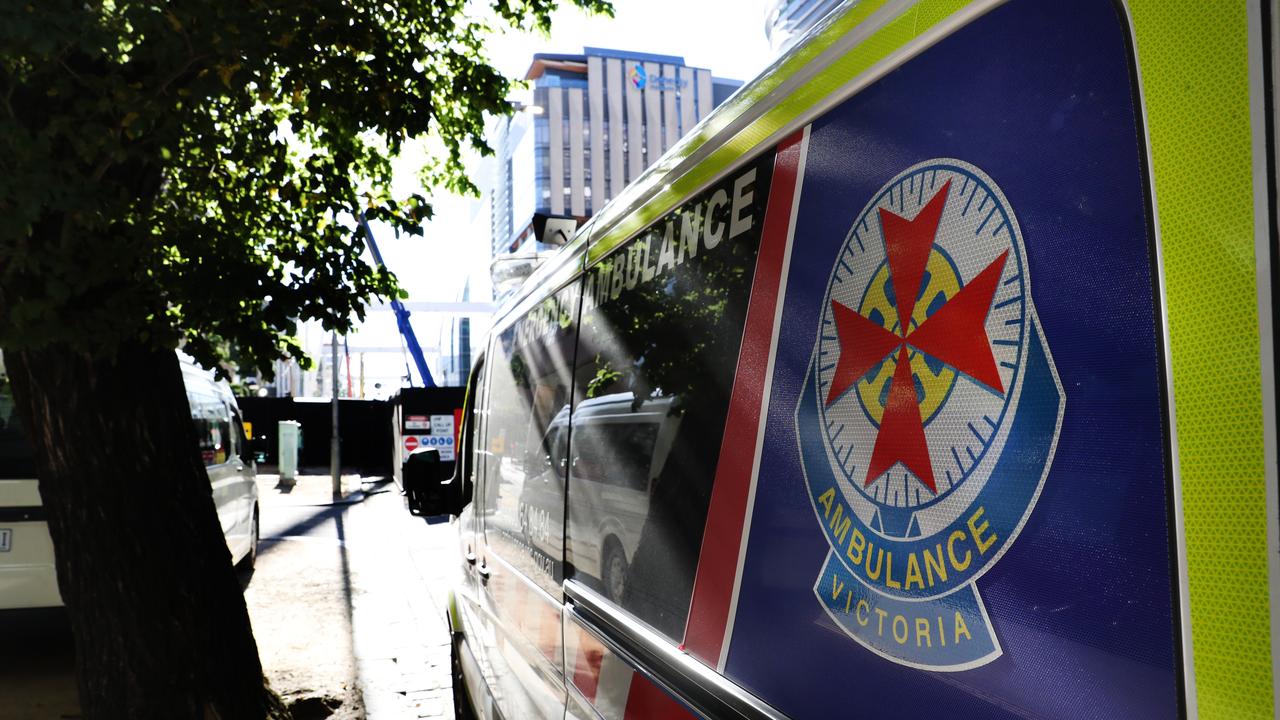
<box><xmin>622</xmin><ymin>673</ymin><xmax>696</xmax><ymax>720</ymax></box>
<box><xmin>572</xmin><ymin>641</ymin><xmax>605</xmax><ymax>703</ymax></box>
<box><xmin>681</xmin><ymin>128</ymin><xmax>806</xmax><ymax>668</ymax></box>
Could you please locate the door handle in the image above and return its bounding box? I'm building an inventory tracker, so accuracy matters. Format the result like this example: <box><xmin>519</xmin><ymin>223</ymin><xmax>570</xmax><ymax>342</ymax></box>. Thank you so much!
<box><xmin>477</xmin><ymin>563</ymin><xmax>491</xmax><ymax>582</ymax></box>
<box><xmin>465</xmin><ymin>551</ymin><xmax>476</xmax><ymax>564</ymax></box>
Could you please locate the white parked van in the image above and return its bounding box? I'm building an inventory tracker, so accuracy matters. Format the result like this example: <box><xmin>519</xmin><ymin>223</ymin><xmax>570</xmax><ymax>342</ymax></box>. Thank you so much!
<box><xmin>0</xmin><ymin>354</ymin><xmax>260</xmax><ymax>609</ymax></box>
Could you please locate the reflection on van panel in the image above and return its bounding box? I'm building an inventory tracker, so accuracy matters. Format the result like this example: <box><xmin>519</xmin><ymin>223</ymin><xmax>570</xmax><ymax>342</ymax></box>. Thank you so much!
<box><xmin>505</xmin><ymin>390</ymin><xmax>682</xmax><ymax>601</ymax></box>
<box><xmin>563</xmin><ymin>393</ymin><xmax>679</xmax><ymax>604</ymax></box>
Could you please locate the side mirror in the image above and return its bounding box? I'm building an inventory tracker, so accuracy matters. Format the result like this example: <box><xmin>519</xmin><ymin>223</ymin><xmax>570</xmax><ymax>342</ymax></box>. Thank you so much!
<box><xmin>403</xmin><ymin>448</ymin><xmax>464</xmax><ymax>522</ymax></box>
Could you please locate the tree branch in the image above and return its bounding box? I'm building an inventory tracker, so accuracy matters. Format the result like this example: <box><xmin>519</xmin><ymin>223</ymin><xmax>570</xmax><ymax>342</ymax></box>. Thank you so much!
<box><xmin>155</xmin><ymin>52</ymin><xmax>212</xmax><ymax>98</ymax></box>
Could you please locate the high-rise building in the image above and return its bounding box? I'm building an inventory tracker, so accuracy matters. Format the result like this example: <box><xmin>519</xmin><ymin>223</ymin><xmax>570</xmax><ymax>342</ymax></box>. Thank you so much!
<box><xmin>487</xmin><ymin>47</ymin><xmax>742</xmax><ymax>256</ymax></box>
<box><xmin>764</xmin><ymin>0</ymin><xmax>844</xmax><ymax>53</ymax></box>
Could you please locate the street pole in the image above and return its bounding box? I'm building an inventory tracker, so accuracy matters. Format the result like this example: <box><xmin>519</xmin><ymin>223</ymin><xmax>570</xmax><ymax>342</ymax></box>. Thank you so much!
<box><xmin>330</xmin><ymin>330</ymin><xmax>341</xmax><ymax>500</ymax></box>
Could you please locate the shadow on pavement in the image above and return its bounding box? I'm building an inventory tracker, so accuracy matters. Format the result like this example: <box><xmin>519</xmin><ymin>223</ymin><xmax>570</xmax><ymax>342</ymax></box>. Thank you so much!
<box><xmin>0</xmin><ymin>608</ymin><xmax>80</xmax><ymax>719</ymax></box>
<box><xmin>250</xmin><ymin>492</ymin><xmax>369</xmax><ymax>718</ymax></box>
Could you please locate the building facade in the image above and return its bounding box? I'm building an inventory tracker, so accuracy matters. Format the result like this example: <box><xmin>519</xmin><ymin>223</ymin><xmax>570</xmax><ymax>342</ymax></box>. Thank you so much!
<box><xmin>488</xmin><ymin>48</ymin><xmax>742</xmax><ymax>256</ymax></box>
<box><xmin>764</xmin><ymin>0</ymin><xmax>844</xmax><ymax>53</ymax></box>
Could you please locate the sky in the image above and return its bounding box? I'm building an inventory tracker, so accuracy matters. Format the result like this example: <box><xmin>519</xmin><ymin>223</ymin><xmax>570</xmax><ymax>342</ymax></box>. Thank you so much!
<box><xmin>387</xmin><ymin>0</ymin><xmax>778</xmax><ymax>290</ymax></box>
<box><xmin>317</xmin><ymin>1</ymin><xmax>779</xmax><ymax>397</ymax></box>
<box><xmin>483</xmin><ymin>0</ymin><xmax>776</xmax><ymax>86</ymax></box>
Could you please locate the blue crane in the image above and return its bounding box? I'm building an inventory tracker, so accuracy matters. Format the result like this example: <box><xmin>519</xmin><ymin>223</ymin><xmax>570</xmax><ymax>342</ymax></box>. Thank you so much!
<box><xmin>358</xmin><ymin>212</ymin><xmax>436</xmax><ymax>388</ymax></box>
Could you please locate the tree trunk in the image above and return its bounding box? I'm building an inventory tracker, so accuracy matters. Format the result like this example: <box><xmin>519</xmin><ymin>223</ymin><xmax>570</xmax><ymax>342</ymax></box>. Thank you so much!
<box><xmin>6</xmin><ymin>342</ymin><xmax>289</xmax><ymax>720</ymax></box>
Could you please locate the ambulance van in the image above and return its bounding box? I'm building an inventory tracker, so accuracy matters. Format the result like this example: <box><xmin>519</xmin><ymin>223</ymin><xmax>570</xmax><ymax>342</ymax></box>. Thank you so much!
<box><xmin>414</xmin><ymin>1</ymin><xmax>1280</xmax><ymax>718</ymax></box>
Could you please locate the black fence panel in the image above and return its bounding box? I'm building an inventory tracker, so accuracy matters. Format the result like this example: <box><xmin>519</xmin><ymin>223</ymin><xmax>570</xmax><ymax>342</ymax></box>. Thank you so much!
<box><xmin>237</xmin><ymin>396</ymin><xmax>394</xmax><ymax>477</ymax></box>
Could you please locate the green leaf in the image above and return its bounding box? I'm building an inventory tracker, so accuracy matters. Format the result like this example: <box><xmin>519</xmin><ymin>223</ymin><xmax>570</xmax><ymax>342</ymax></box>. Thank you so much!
<box><xmin>0</xmin><ymin>0</ymin><xmax>613</xmax><ymax>373</ymax></box>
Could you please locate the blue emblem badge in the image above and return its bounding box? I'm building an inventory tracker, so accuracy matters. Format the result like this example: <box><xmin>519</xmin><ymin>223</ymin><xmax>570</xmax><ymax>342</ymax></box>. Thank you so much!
<box><xmin>796</xmin><ymin>159</ymin><xmax>1064</xmax><ymax>671</ymax></box>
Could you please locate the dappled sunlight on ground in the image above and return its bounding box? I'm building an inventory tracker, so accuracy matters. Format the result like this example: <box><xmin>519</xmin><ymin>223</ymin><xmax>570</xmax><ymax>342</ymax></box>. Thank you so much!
<box><xmin>249</xmin><ymin>474</ymin><xmax>457</xmax><ymax>719</ymax></box>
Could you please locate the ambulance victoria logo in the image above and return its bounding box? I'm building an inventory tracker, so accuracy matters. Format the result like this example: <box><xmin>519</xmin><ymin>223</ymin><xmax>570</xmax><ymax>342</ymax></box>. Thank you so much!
<box><xmin>795</xmin><ymin>159</ymin><xmax>1064</xmax><ymax>671</ymax></box>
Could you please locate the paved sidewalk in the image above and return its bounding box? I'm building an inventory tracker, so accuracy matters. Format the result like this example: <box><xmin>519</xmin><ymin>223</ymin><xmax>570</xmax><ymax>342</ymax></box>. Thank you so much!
<box><xmin>346</xmin><ymin>488</ymin><xmax>456</xmax><ymax>719</ymax></box>
<box><xmin>257</xmin><ymin>471</ymin><xmax>367</xmax><ymax>505</ymax></box>
<box><xmin>251</xmin><ymin>473</ymin><xmax>458</xmax><ymax>719</ymax></box>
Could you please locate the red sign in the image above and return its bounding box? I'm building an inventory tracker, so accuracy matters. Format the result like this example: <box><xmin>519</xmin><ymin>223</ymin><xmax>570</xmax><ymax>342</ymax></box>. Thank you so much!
<box><xmin>404</xmin><ymin>436</ymin><xmax>419</xmax><ymax>452</ymax></box>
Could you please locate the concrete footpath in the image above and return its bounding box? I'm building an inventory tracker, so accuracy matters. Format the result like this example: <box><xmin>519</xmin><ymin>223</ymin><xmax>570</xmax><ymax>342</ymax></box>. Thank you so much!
<box><xmin>249</xmin><ymin>473</ymin><xmax>458</xmax><ymax>719</ymax></box>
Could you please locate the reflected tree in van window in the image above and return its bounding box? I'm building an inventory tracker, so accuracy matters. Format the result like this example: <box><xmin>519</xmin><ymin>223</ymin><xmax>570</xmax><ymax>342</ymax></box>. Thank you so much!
<box><xmin>569</xmin><ymin>154</ymin><xmax>774</xmax><ymax>640</ymax></box>
<box><xmin>585</xmin><ymin>354</ymin><xmax>623</xmax><ymax>399</ymax></box>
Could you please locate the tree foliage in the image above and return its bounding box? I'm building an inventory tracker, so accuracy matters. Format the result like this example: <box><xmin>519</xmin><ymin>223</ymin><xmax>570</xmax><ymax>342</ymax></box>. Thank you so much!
<box><xmin>0</xmin><ymin>0</ymin><xmax>611</xmax><ymax>370</ymax></box>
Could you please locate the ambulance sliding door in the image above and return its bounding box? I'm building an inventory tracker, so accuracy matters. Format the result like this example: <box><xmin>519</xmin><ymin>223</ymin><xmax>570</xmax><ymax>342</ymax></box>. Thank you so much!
<box><xmin>561</xmin><ymin>155</ymin><xmax>775</xmax><ymax>718</ymax></box>
<box><xmin>474</xmin><ymin>278</ymin><xmax>579</xmax><ymax>719</ymax></box>
<box><xmin>454</xmin><ymin>356</ymin><xmax>491</xmax><ymax>712</ymax></box>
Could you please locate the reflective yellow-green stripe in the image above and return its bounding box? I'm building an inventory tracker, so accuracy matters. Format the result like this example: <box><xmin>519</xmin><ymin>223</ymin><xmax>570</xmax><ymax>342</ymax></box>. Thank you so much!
<box><xmin>1128</xmin><ymin>2</ymin><xmax>1273</xmax><ymax>717</ymax></box>
<box><xmin>447</xmin><ymin>590</ymin><xmax>462</xmax><ymax>633</ymax></box>
<box><xmin>587</xmin><ymin>0</ymin><xmax>972</xmax><ymax>263</ymax></box>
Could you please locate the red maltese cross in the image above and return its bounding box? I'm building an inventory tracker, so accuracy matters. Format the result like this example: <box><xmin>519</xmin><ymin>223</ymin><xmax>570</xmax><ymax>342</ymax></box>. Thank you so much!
<box><xmin>826</xmin><ymin>180</ymin><xmax>1008</xmax><ymax>494</ymax></box>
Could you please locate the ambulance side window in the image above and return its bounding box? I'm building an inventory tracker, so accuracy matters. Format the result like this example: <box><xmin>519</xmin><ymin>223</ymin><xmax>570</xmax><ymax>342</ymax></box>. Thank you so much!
<box><xmin>571</xmin><ymin>423</ymin><xmax>655</xmax><ymax>491</ymax></box>
<box><xmin>479</xmin><ymin>284</ymin><xmax>576</xmax><ymax>595</ymax></box>
<box><xmin>188</xmin><ymin>388</ymin><xmax>226</xmax><ymax>466</ymax></box>
<box><xmin>568</xmin><ymin>156</ymin><xmax>772</xmax><ymax>640</ymax></box>
<box><xmin>539</xmin><ymin>424</ymin><xmax>569</xmax><ymax>480</ymax></box>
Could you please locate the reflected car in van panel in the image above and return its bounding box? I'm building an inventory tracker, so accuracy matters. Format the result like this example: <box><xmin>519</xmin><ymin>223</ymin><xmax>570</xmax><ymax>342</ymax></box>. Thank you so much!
<box><xmin>559</xmin><ymin>393</ymin><xmax>680</xmax><ymax>602</ymax></box>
